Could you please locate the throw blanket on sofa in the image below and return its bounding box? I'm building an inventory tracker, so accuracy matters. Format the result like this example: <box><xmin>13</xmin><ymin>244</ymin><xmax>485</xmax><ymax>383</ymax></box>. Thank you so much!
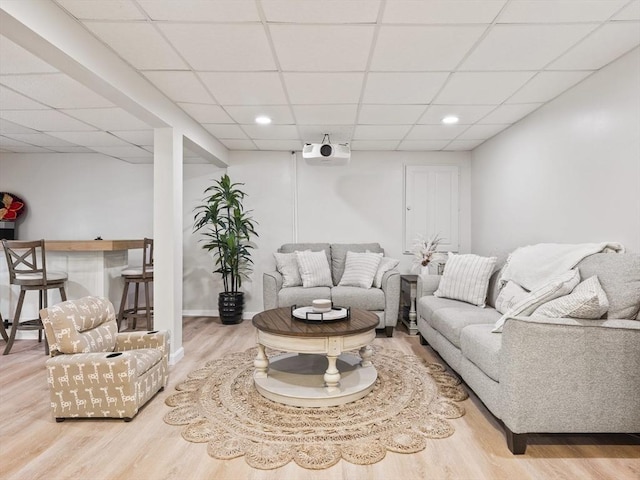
<box><xmin>499</xmin><ymin>242</ymin><xmax>625</xmax><ymax>291</ymax></box>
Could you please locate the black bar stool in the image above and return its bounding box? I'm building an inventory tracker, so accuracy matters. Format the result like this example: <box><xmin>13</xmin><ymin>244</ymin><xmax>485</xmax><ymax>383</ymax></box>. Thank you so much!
<box><xmin>2</xmin><ymin>239</ymin><xmax>67</xmax><ymax>355</ymax></box>
<box><xmin>118</xmin><ymin>238</ymin><xmax>153</xmax><ymax>331</ymax></box>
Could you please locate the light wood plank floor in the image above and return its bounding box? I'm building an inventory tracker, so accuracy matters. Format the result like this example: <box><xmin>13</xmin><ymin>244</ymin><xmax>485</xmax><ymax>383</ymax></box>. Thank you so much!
<box><xmin>1</xmin><ymin>317</ymin><xmax>638</xmax><ymax>480</ymax></box>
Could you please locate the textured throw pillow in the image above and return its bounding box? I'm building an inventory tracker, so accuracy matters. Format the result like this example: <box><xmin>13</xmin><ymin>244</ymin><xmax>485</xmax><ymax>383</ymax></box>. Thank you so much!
<box><xmin>495</xmin><ymin>281</ymin><xmax>529</xmax><ymax>314</ymax></box>
<box><xmin>492</xmin><ymin>269</ymin><xmax>580</xmax><ymax>332</ymax></box>
<box><xmin>273</xmin><ymin>252</ymin><xmax>303</xmax><ymax>288</ymax></box>
<box><xmin>373</xmin><ymin>257</ymin><xmax>400</xmax><ymax>289</ymax></box>
<box><xmin>433</xmin><ymin>253</ymin><xmax>497</xmax><ymax>307</ymax></box>
<box><xmin>339</xmin><ymin>251</ymin><xmax>383</xmax><ymax>289</ymax></box>
<box><xmin>532</xmin><ymin>275</ymin><xmax>609</xmax><ymax>319</ymax></box>
<box><xmin>295</xmin><ymin>250</ymin><xmax>333</xmax><ymax>288</ymax></box>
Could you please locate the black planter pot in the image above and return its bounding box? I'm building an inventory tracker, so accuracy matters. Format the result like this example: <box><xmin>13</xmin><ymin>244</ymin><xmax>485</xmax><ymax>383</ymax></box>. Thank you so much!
<box><xmin>218</xmin><ymin>292</ymin><xmax>244</xmax><ymax>324</ymax></box>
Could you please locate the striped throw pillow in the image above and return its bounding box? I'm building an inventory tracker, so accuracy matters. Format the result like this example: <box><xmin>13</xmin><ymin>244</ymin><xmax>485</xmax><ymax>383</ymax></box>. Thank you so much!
<box><xmin>295</xmin><ymin>250</ymin><xmax>333</xmax><ymax>288</ymax></box>
<box><xmin>434</xmin><ymin>253</ymin><xmax>497</xmax><ymax>307</ymax></box>
<box><xmin>532</xmin><ymin>275</ymin><xmax>608</xmax><ymax>319</ymax></box>
<box><xmin>339</xmin><ymin>251</ymin><xmax>383</xmax><ymax>289</ymax></box>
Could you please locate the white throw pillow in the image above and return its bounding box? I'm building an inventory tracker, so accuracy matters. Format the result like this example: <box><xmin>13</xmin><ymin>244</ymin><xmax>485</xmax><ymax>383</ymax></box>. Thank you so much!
<box><xmin>295</xmin><ymin>250</ymin><xmax>333</xmax><ymax>288</ymax></box>
<box><xmin>433</xmin><ymin>253</ymin><xmax>497</xmax><ymax>307</ymax></box>
<box><xmin>495</xmin><ymin>281</ymin><xmax>529</xmax><ymax>314</ymax></box>
<box><xmin>532</xmin><ymin>275</ymin><xmax>609</xmax><ymax>319</ymax></box>
<box><xmin>273</xmin><ymin>252</ymin><xmax>303</xmax><ymax>288</ymax></box>
<box><xmin>339</xmin><ymin>251</ymin><xmax>383</xmax><ymax>289</ymax></box>
<box><xmin>492</xmin><ymin>269</ymin><xmax>580</xmax><ymax>333</ymax></box>
<box><xmin>373</xmin><ymin>257</ymin><xmax>400</xmax><ymax>288</ymax></box>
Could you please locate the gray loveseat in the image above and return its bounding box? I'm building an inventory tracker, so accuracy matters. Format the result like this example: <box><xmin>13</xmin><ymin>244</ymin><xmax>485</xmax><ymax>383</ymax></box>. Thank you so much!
<box><xmin>263</xmin><ymin>243</ymin><xmax>401</xmax><ymax>336</ymax></box>
<box><xmin>416</xmin><ymin>252</ymin><xmax>640</xmax><ymax>454</ymax></box>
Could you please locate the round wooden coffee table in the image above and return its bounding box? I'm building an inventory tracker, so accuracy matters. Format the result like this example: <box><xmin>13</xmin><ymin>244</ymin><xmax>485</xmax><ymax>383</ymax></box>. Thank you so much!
<box><xmin>252</xmin><ymin>307</ymin><xmax>379</xmax><ymax>407</ymax></box>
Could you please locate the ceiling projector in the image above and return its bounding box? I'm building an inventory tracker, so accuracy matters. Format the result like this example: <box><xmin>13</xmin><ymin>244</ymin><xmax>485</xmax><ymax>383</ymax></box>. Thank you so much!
<box><xmin>302</xmin><ymin>134</ymin><xmax>350</xmax><ymax>165</ymax></box>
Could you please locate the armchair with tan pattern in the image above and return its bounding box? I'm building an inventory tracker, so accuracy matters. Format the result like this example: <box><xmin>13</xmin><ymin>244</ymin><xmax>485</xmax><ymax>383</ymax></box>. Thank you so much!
<box><xmin>40</xmin><ymin>296</ymin><xmax>169</xmax><ymax>422</ymax></box>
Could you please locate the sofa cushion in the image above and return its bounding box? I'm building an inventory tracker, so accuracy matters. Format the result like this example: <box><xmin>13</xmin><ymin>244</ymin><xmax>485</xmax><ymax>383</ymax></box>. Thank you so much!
<box><xmin>128</xmin><ymin>348</ymin><xmax>163</xmax><ymax>376</ymax></box>
<box><xmin>280</xmin><ymin>243</ymin><xmax>330</xmax><ymax>262</ymax></box>
<box><xmin>577</xmin><ymin>253</ymin><xmax>640</xmax><ymax>319</ymax></box>
<box><xmin>431</xmin><ymin>307</ymin><xmax>501</xmax><ymax>348</ymax></box>
<box><xmin>533</xmin><ymin>275</ymin><xmax>609</xmax><ymax>319</ymax></box>
<box><xmin>296</xmin><ymin>250</ymin><xmax>333</xmax><ymax>288</ymax></box>
<box><xmin>418</xmin><ymin>296</ymin><xmax>478</xmax><ymax>326</ymax></box>
<box><xmin>331</xmin><ymin>286</ymin><xmax>385</xmax><ymax>311</ymax></box>
<box><xmin>434</xmin><ymin>253</ymin><xmax>497</xmax><ymax>307</ymax></box>
<box><xmin>460</xmin><ymin>324</ymin><xmax>502</xmax><ymax>382</ymax></box>
<box><xmin>278</xmin><ymin>286</ymin><xmax>332</xmax><ymax>307</ymax></box>
<box><xmin>330</xmin><ymin>243</ymin><xmax>383</xmax><ymax>286</ymax></box>
<box><xmin>339</xmin><ymin>251</ymin><xmax>382</xmax><ymax>289</ymax></box>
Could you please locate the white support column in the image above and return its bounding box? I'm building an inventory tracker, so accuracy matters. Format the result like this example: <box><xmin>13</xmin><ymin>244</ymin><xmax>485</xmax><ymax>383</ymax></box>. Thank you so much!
<box><xmin>154</xmin><ymin>128</ymin><xmax>184</xmax><ymax>364</ymax></box>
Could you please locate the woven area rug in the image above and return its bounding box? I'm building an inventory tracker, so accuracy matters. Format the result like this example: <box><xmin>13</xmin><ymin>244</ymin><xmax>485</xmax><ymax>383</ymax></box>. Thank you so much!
<box><xmin>163</xmin><ymin>347</ymin><xmax>468</xmax><ymax>470</ymax></box>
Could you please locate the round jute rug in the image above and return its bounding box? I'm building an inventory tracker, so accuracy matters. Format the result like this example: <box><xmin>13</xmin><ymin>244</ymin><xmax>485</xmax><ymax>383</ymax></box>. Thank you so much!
<box><xmin>163</xmin><ymin>347</ymin><xmax>468</xmax><ymax>470</ymax></box>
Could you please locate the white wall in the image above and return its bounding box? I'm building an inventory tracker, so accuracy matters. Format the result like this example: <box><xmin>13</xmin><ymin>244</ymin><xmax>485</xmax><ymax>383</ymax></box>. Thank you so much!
<box><xmin>471</xmin><ymin>47</ymin><xmax>640</xmax><ymax>259</ymax></box>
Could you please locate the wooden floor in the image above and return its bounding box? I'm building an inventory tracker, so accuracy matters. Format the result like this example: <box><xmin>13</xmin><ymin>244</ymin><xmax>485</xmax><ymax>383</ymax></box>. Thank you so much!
<box><xmin>1</xmin><ymin>317</ymin><xmax>638</xmax><ymax>480</ymax></box>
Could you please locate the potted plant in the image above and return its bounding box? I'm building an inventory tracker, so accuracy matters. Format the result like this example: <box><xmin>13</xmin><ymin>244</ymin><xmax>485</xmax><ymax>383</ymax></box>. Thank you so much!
<box><xmin>194</xmin><ymin>174</ymin><xmax>258</xmax><ymax>324</ymax></box>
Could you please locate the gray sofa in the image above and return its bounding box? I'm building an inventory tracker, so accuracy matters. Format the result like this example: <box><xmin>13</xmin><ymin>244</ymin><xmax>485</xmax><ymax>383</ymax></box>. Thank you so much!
<box><xmin>416</xmin><ymin>252</ymin><xmax>640</xmax><ymax>454</ymax></box>
<box><xmin>263</xmin><ymin>243</ymin><xmax>401</xmax><ymax>336</ymax></box>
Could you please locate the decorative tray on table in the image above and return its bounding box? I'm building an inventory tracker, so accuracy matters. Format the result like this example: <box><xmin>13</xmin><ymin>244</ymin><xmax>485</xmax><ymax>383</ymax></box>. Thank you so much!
<box><xmin>291</xmin><ymin>305</ymin><xmax>351</xmax><ymax>322</ymax></box>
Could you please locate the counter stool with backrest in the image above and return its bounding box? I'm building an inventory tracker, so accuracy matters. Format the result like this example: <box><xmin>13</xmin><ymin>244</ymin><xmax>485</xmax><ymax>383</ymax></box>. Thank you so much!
<box><xmin>2</xmin><ymin>239</ymin><xmax>67</xmax><ymax>355</ymax></box>
<box><xmin>118</xmin><ymin>238</ymin><xmax>153</xmax><ymax>331</ymax></box>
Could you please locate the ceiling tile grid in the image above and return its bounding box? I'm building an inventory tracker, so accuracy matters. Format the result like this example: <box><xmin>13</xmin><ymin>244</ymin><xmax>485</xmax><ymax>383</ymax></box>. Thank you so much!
<box><xmin>0</xmin><ymin>0</ymin><xmax>637</xmax><ymax>160</ymax></box>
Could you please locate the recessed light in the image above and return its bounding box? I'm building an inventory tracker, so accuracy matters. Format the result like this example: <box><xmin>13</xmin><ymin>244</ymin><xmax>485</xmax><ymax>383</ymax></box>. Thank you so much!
<box><xmin>441</xmin><ymin>115</ymin><xmax>459</xmax><ymax>125</ymax></box>
<box><xmin>255</xmin><ymin>115</ymin><xmax>272</xmax><ymax>125</ymax></box>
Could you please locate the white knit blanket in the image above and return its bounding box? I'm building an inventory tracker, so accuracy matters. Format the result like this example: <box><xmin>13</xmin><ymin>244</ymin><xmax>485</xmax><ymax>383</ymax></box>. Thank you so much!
<box><xmin>499</xmin><ymin>242</ymin><xmax>625</xmax><ymax>291</ymax></box>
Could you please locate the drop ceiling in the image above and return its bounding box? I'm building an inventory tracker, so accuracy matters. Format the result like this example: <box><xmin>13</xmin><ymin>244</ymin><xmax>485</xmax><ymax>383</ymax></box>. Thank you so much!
<box><xmin>0</xmin><ymin>0</ymin><xmax>639</xmax><ymax>162</ymax></box>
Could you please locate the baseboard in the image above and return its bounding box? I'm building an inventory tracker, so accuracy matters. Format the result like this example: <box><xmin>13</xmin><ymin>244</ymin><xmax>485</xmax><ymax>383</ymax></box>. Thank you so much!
<box><xmin>169</xmin><ymin>346</ymin><xmax>184</xmax><ymax>365</ymax></box>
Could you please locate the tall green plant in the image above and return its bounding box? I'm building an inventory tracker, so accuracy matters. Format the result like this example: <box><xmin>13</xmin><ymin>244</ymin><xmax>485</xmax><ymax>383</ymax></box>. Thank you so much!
<box><xmin>194</xmin><ymin>174</ymin><xmax>258</xmax><ymax>293</ymax></box>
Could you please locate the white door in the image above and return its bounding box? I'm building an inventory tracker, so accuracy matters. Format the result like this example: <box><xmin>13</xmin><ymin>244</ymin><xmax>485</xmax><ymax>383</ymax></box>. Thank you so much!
<box><xmin>404</xmin><ymin>165</ymin><xmax>459</xmax><ymax>253</ymax></box>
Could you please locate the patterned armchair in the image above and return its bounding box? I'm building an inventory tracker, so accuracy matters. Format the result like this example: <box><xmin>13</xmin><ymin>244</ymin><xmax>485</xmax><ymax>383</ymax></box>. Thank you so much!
<box><xmin>40</xmin><ymin>296</ymin><xmax>169</xmax><ymax>422</ymax></box>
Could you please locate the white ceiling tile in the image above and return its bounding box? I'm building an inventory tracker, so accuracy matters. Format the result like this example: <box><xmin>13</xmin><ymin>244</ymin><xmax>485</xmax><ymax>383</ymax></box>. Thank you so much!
<box><xmin>199</xmin><ymin>72</ymin><xmax>287</xmax><ymax>105</ymax></box>
<box><xmin>456</xmin><ymin>124</ymin><xmax>510</xmax><ymax>140</ymax></box>
<box><xmin>362</xmin><ymin>72</ymin><xmax>448</xmax><ymax>104</ymax></box>
<box><xmin>506</xmin><ymin>71</ymin><xmax>592</xmax><ymax>103</ymax></box>
<box><xmin>2</xmin><ymin>133</ymin><xmax>76</xmax><ymax>147</ymax></box>
<box><xmin>85</xmin><ymin>22</ymin><xmax>187</xmax><ymax>70</ymax></box>
<box><xmin>353</xmin><ymin>125</ymin><xmax>411</xmax><ymax>140</ymax></box>
<box><xmin>419</xmin><ymin>105</ymin><xmax>495</xmax><ymax>124</ymax></box>
<box><xmin>48</xmin><ymin>146</ymin><xmax>95</xmax><ymax>153</ymax></box>
<box><xmin>159</xmin><ymin>24</ymin><xmax>276</xmax><ymax>71</ymax></box>
<box><xmin>57</xmin><ymin>0</ymin><xmax>146</xmax><ymax>20</ymax></box>
<box><xmin>460</xmin><ymin>24</ymin><xmax>596</xmax><ymax>71</ymax></box>
<box><xmin>549</xmin><ymin>23</ymin><xmax>640</xmax><ymax>70</ymax></box>
<box><xmin>179</xmin><ymin>103</ymin><xmax>234</xmax><ymax>123</ymax></box>
<box><xmin>350</xmin><ymin>140</ymin><xmax>400</xmax><ymax>150</ymax></box>
<box><xmin>0</xmin><ymin>36</ymin><xmax>57</xmax><ymax>74</ymax></box>
<box><xmin>293</xmin><ymin>105</ymin><xmax>358</xmax><ymax>125</ymax></box>
<box><xmin>253</xmin><ymin>139</ymin><xmax>304</xmax><ymax>151</ymax></box>
<box><xmin>142</xmin><ymin>71</ymin><xmax>215</xmax><ymax>104</ymax></box>
<box><xmin>613</xmin><ymin>1</ymin><xmax>640</xmax><ymax>20</ymax></box>
<box><xmin>0</xmin><ymin>73</ymin><xmax>113</xmax><ymax>108</ymax></box>
<box><xmin>284</xmin><ymin>73</ymin><xmax>364</xmax><ymax>104</ymax></box>
<box><xmin>138</xmin><ymin>0</ymin><xmax>260</xmax><ymax>21</ymax></box>
<box><xmin>1</xmin><ymin>109</ymin><xmax>96</xmax><ymax>131</ymax></box>
<box><xmin>262</xmin><ymin>0</ymin><xmax>381</xmax><ymax>23</ymax></box>
<box><xmin>46</xmin><ymin>131</ymin><xmax>130</xmax><ymax>146</ymax></box>
<box><xmin>0</xmin><ymin>119</ymin><xmax>39</xmax><ymax>134</ymax></box>
<box><xmin>218</xmin><ymin>139</ymin><xmax>258</xmax><ymax>150</ymax></box>
<box><xmin>224</xmin><ymin>105</ymin><xmax>294</xmax><ymax>125</ymax></box>
<box><xmin>270</xmin><ymin>25</ymin><xmax>374</xmax><ymax>71</ymax></box>
<box><xmin>358</xmin><ymin>105</ymin><xmax>425</xmax><ymax>124</ymax></box>
<box><xmin>435</xmin><ymin>72</ymin><xmax>535</xmax><ymax>104</ymax></box>
<box><xmin>371</xmin><ymin>26</ymin><xmax>486</xmax><ymax>71</ymax></box>
<box><xmin>397</xmin><ymin>140</ymin><xmax>449</xmax><ymax>150</ymax></box>
<box><xmin>0</xmin><ymin>144</ymin><xmax>54</xmax><ymax>153</ymax></box>
<box><xmin>406</xmin><ymin>124</ymin><xmax>468</xmax><ymax>140</ymax></box>
<box><xmin>383</xmin><ymin>1</ymin><xmax>506</xmax><ymax>24</ymax></box>
<box><xmin>109</xmin><ymin>130</ymin><xmax>154</xmax><ymax>145</ymax></box>
<box><xmin>0</xmin><ymin>86</ymin><xmax>46</xmax><ymax>110</ymax></box>
<box><xmin>90</xmin><ymin>145</ymin><xmax>153</xmax><ymax>158</ymax></box>
<box><xmin>498</xmin><ymin>0</ymin><xmax>629</xmax><ymax>23</ymax></box>
<box><xmin>478</xmin><ymin>103</ymin><xmax>542</xmax><ymax>124</ymax></box>
<box><xmin>444</xmin><ymin>139</ymin><xmax>485</xmax><ymax>150</ymax></box>
<box><xmin>203</xmin><ymin>124</ymin><xmax>248</xmax><ymax>140</ymax></box>
<box><xmin>0</xmin><ymin>136</ymin><xmax>34</xmax><ymax>147</ymax></box>
<box><xmin>62</xmin><ymin>108</ymin><xmax>150</xmax><ymax>130</ymax></box>
<box><xmin>298</xmin><ymin>125</ymin><xmax>354</xmax><ymax>144</ymax></box>
<box><xmin>241</xmin><ymin>125</ymin><xmax>299</xmax><ymax>140</ymax></box>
